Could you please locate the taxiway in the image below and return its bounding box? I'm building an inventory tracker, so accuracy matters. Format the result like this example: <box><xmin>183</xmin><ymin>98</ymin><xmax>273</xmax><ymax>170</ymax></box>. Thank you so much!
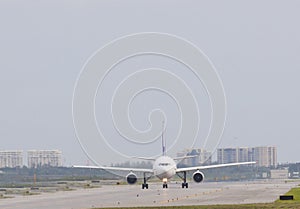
<box><xmin>0</xmin><ymin>179</ymin><xmax>297</xmax><ymax>209</ymax></box>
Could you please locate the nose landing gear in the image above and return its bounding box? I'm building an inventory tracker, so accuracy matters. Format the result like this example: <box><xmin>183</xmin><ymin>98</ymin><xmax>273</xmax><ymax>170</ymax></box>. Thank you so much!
<box><xmin>162</xmin><ymin>178</ymin><xmax>168</xmax><ymax>188</ymax></box>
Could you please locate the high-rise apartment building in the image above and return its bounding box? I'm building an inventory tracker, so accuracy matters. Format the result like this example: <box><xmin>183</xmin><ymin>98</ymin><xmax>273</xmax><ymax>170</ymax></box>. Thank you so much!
<box><xmin>253</xmin><ymin>146</ymin><xmax>277</xmax><ymax>167</ymax></box>
<box><xmin>217</xmin><ymin>146</ymin><xmax>277</xmax><ymax>168</ymax></box>
<box><xmin>27</xmin><ymin>150</ymin><xmax>62</xmax><ymax>168</ymax></box>
<box><xmin>218</xmin><ymin>148</ymin><xmax>238</xmax><ymax>164</ymax></box>
<box><xmin>0</xmin><ymin>150</ymin><xmax>23</xmax><ymax>168</ymax></box>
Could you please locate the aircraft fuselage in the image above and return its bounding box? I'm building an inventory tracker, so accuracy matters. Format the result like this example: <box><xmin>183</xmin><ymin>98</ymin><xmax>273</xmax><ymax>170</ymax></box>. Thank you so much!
<box><xmin>153</xmin><ymin>156</ymin><xmax>176</xmax><ymax>180</ymax></box>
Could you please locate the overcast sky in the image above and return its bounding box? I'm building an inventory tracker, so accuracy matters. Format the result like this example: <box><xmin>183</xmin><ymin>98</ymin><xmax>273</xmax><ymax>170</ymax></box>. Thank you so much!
<box><xmin>0</xmin><ymin>0</ymin><xmax>299</xmax><ymax>165</ymax></box>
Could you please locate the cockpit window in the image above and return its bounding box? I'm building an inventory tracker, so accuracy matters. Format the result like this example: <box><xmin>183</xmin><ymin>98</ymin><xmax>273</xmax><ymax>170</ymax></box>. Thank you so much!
<box><xmin>159</xmin><ymin>163</ymin><xmax>170</xmax><ymax>166</ymax></box>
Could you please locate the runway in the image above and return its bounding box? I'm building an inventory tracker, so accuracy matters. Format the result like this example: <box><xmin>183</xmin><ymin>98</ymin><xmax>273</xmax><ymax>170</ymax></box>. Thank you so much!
<box><xmin>0</xmin><ymin>179</ymin><xmax>297</xmax><ymax>209</ymax></box>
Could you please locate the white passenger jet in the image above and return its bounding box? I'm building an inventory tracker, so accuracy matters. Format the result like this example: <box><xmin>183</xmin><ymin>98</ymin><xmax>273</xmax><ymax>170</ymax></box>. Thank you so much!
<box><xmin>74</xmin><ymin>133</ymin><xmax>255</xmax><ymax>189</ymax></box>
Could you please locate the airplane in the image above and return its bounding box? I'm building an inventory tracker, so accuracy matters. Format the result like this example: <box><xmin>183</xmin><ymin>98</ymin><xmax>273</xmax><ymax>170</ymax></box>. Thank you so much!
<box><xmin>74</xmin><ymin>128</ymin><xmax>256</xmax><ymax>189</ymax></box>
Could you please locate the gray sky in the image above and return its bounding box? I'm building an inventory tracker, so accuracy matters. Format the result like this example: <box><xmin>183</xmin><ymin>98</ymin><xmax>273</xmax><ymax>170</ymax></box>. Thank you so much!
<box><xmin>0</xmin><ymin>0</ymin><xmax>299</xmax><ymax>165</ymax></box>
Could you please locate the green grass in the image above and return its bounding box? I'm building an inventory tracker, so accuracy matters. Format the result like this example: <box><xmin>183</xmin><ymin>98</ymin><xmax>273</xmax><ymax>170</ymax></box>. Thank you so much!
<box><xmin>100</xmin><ymin>187</ymin><xmax>300</xmax><ymax>209</ymax></box>
<box><xmin>275</xmin><ymin>186</ymin><xmax>300</xmax><ymax>204</ymax></box>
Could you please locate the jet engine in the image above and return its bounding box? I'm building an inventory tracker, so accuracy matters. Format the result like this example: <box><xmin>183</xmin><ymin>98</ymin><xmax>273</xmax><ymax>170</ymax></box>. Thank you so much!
<box><xmin>192</xmin><ymin>170</ymin><xmax>204</xmax><ymax>183</ymax></box>
<box><xmin>126</xmin><ymin>172</ymin><xmax>137</xmax><ymax>184</ymax></box>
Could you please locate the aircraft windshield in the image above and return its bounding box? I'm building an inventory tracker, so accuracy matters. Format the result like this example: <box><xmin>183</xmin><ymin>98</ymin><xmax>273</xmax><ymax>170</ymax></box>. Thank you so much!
<box><xmin>159</xmin><ymin>163</ymin><xmax>170</xmax><ymax>166</ymax></box>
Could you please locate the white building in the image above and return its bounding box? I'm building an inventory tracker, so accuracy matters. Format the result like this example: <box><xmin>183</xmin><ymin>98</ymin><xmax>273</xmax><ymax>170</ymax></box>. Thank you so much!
<box><xmin>253</xmin><ymin>146</ymin><xmax>277</xmax><ymax>168</ymax></box>
<box><xmin>217</xmin><ymin>146</ymin><xmax>277</xmax><ymax>168</ymax></box>
<box><xmin>270</xmin><ymin>169</ymin><xmax>288</xmax><ymax>179</ymax></box>
<box><xmin>28</xmin><ymin>150</ymin><xmax>62</xmax><ymax>168</ymax></box>
<box><xmin>0</xmin><ymin>150</ymin><xmax>23</xmax><ymax>168</ymax></box>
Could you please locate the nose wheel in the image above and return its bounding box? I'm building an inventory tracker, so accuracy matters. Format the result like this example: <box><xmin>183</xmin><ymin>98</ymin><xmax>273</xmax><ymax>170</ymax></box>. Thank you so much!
<box><xmin>163</xmin><ymin>183</ymin><xmax>168</xmax><ymax>188</ymax></box>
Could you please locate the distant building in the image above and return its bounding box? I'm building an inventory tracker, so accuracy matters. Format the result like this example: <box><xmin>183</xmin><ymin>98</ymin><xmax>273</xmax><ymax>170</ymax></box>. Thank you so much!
<box><xmin>217</xmin><ymin>146</ymin><xmax>277</xmax><ymax>168</ymax></box>
<box><xmin>27</xmin><ymin>150</ymin><xmax>62</xmax><ymax>168</ymax></box>
<box><xmin>177</xmin><ymin>148</ymin><xmax>212</xmax><ymax>166</ymax></box>
<box><xmin>270</xmin><ymin>169</ymin><xmax>288</xmax><ymax>179</ymax></box>
<box><xmin>217</xmin><ymin>147</ymin><xmax>253</xmax><ymax>164</ymax></box>
<box><xmin>253</xmin><ymin>146</ymin><xmax>277</xmax><ymax>168</ymax></box>
<box><xmin>217</xmin><ymin>148</ymin><xmax>238</xmax><ymax>164</ymax></box>
<box><xmin>0</xmin><ymin>150</ymin><xmax>23</xmax><ymax>168</ymax></box>
<box><xmin>290</xmin><ymin>171</ymin><xmax>300</xmax><ymax>179</ymax></box>
<box><xmin>238</xmin><ymin>147</ymin><xmax>251</xmax><ymax>162</ymax></box>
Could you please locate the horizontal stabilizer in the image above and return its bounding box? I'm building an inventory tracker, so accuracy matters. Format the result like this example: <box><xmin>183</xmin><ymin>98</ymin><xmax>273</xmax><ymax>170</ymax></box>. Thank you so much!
<box><xmin>173</xmin><ymin>155</ymin><xmax>198</xmax><ymax>161</ymax></box>
<box><xmin>130</xmin><ymin>156</ymin><xmax>156</xmax><ymax>161</ymax></box>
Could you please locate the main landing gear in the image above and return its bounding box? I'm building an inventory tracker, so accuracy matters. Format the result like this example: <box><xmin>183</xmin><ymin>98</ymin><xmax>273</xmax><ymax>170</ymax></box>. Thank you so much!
<box><xmin>142</xmin><ymin>183</ymin><xmax>148</xmax><ymax>189</ymax></box>
<box><xmin>177</xmin><ymin>171</ymin><xmax>188</xmax><ymax>188</ymax></box>
<box><xmin>142</xmin><ymin>173</ymin><xmax>150</xmax><ymax>189</ymax></box>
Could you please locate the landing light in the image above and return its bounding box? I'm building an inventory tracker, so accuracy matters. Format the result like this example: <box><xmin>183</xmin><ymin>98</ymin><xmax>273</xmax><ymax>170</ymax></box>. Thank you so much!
<box><xmin>163</xmin><ymin>178</ymin><xmax>168</xmax><ymax>183</ymax></box>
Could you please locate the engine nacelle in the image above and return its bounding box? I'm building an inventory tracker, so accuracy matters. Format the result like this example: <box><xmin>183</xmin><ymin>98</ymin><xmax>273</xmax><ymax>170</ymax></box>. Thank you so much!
<box><xmin>193</xmin><ymin>170</ymin><xmax>204</xmax><ymax>183</ymax></box>
<box><xmin>126</xmin><ymin>172</ymin><xmax>137</xmax><ymax>184</ymax></box>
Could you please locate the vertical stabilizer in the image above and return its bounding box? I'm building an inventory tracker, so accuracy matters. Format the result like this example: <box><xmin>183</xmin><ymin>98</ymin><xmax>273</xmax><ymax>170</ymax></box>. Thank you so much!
<box><xmin>162</xmin><ymin>121</ymin><xmax>166</xmax><ymax>156</ymax></box>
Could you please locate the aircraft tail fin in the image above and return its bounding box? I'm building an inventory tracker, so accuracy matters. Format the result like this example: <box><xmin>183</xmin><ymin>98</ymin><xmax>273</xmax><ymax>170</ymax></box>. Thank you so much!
<box><xmin>162</xmin><ymin>121</ymin><xmax>166</xmax><ymax>156</ymax></box>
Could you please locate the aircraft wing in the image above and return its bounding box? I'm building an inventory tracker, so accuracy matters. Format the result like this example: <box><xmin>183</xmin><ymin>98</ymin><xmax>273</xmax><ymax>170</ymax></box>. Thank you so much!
<box><xmin>176</xmin><ymin>161</ymin><xmax>256</xmax><ymax>173</ymax></box>
<box><xmin>72</xmin><ymin>165</ymin><xmax>153</xmax><ymax>173</ymax></box>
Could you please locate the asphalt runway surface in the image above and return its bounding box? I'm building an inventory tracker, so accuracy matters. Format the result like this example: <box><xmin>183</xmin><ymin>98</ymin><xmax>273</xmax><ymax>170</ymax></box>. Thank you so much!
<box><xmin>0</xmin><ymin>179</ymin><xmax>297</xmax><ymax>209</ymax></box>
